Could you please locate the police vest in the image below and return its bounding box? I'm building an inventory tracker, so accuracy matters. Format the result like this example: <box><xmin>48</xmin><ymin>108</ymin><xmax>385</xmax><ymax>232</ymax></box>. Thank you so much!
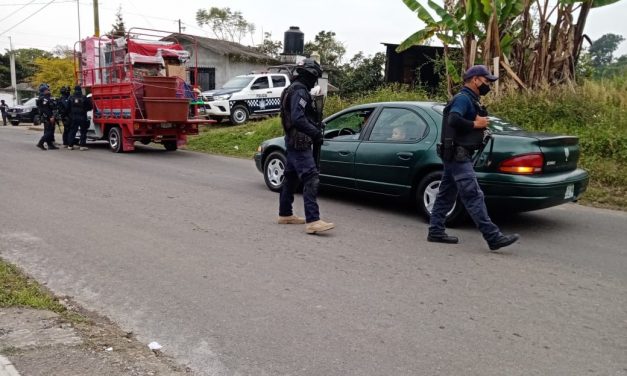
<box><xmin>280</xmin><ymin>81</ymin><xmax>317</xmax><ymax>148</ymax></box>
<box><xmin>441</xmin><ymin>91</ymin><xmax>486</xmax><ymax>150</ymax></box>
<box><xmin>70</xmin><ymin>95</ymin><xmax>88</xmax><ymax>119</ymax></box>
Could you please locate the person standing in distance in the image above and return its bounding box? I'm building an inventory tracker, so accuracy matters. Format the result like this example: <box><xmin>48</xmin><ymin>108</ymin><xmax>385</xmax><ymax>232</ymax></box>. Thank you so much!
<box><xmin>36</xmin><ymin>84</ymin><xmax>58</xmax><ymax>150</ymax></box>
<box><xmin>0</xmin><ymin>99</ymin><xmax>8</xmax><ymax>126</ymax></box>
<box><xmin>67</xmin><ymin>85</ymin><xmax>92</xmax><ymax>151</ymax></box>
<box><xmin>428</xmin><ymin>65</ymin><xmax>519</xmax><ymax>251</ymax></box>
<box><xmin>278</xmin><ymin>58</ymin><xmax>334</xmax><ymax>234</ymax></box>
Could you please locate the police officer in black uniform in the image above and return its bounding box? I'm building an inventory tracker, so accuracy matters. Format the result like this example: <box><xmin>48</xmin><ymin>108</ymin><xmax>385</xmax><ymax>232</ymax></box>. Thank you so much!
<box><xmin>278</xmin><ymin>58</ymin><xmax>334</xmax><ymax>234</ymax></box>
<box><xmin>58</xmin><ymin>86</ymin><xmax>72</xmax><ymax>148</ymax></box>
<box><xmin>428</xmin><ymin>65</ymin><xmax>519</xmax><ymax>251</ymax></box>
<box><xmin>36</xmin><ymin>84</ymin><xmax>58</xmax><ymax>150</ymax></box>
<box><xmin>67</xmin><ymin>85</ymin><xmax>92</xmax><ymax>151</ymax></box>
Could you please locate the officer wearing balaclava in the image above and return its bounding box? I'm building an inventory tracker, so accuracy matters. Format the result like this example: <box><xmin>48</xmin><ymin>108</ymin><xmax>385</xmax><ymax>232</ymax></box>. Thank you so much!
<box><xmin>36</xmin><ymin>83</ymin><xmax>58</xmax><ymax>150</ymax></box>
<box><xmin>67</xmin><ymin>85</ymin><xmax>93</xmax><ymax>151</ymax></box>
<box><xmin>277</xmin><ymin>58</ymin><xmax>334</xmax><ymax>234</ymax></box>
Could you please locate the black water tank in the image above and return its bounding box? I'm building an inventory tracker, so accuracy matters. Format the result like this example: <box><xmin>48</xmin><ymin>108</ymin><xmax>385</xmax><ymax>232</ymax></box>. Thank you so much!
<box><xmin>283</xmin><ymin>26</ymin><xmax>304</xmax><ymax>55</ymax></box>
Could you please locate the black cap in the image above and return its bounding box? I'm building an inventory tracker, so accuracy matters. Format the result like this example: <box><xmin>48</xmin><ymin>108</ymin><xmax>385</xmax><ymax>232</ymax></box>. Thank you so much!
<box><xmin>463</xmin><ymin>65</ymin><xmax>498</xmax><ymax>81</ymax></box>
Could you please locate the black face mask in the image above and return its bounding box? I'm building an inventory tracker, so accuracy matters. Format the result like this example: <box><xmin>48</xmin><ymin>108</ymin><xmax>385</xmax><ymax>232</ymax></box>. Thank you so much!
<box><xmin>478</xmin><ymin>82</ymin><xmax>491</xmax><ymax>96</ymax></box>
<box><xmin>299</xmin><ymin>74</ymin><xmax>318</xmax><ymax>90</ymax></box>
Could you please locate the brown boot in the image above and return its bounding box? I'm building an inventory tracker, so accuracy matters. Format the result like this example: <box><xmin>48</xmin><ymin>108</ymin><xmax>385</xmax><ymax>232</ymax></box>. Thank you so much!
<box><xmin>305</xmin><ymin>220</ymin><xmax>335</xmax><ymax>234</ymax></box>
<box><xmin>278</xmin><ymin>215</ymin><xmax>305</xmax><ymax>224</ymax></box>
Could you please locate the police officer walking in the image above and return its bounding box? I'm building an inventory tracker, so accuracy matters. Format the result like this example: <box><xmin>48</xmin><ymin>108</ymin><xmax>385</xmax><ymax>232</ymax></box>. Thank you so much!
<box><xmin>428</xmin><ymin>65</ymin><xmax>519</xmax><ymax>251</ymax></box>
<box><xmin>67</xmin><ymin>85</ymin><xmax>92</xmax><ymax>151</ymax></box>
<box><xmin>58</xmin><ymin>86</ymin><xmax>72</xmax><ymax>148</ymax></box>
<box><xmin>278</xmin><ymin>58</ymin><xmax>334</xmax><ymax>234</ymax></box>
<box><xmin>36</xmin><ymin>84</ymin><xmax>58</xmax><ymax>150</ymax></box>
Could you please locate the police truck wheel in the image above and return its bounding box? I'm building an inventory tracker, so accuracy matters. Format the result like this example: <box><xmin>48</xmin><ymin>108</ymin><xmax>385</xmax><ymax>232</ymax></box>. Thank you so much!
<box><xmin>263</xmin><ymin>151</ymin><xmax>286</xmax><ymax>192</ymax></box>
<box><xmin>108</xmin><ymin>126</ymin><xmax>123</xmax><ymax>153</ymax></box>
<box><xmin>163</xmin><ymin>141</ymin><xmax>177</xmax><ymax>151</ymax></box>
<box><xmin>230</xmin><ymin>105</ymin><xmax>249</xmax><ymax>125</ymax></box>
<box><xmin>415</xmin><ymin>171</ymin><xmax>465</xmax><ymax>225</ymax></box>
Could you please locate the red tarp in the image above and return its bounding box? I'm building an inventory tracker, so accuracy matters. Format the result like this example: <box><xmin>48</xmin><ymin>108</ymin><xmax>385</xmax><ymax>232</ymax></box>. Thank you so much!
<box><xmin>127</xmin><ymin>39</ymin><xmax>184</xmax><ymax>58</ymax></box>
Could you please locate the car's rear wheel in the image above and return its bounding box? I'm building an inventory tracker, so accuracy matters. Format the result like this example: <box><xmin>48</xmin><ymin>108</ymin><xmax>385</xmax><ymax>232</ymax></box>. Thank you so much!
<box><xmin>264</xmin><ymin>151</ymin><xmax>286</xmax><ymax>192</ymax></box>
<box><xmin>32</xmin><ymin>115</ymin><xmax>40</xmax><ymax>126</ymax></box>
<box><xmin>230</xmin><ymin>104</ymin><xmax>249</xmax><ymax>125</ymax></box>
<box><xmin>416</xmin><ymin>171</ymin><xmax>465</xmax><ymax>225</ymax></box>
<box><xmin>10</xmin><ymin>121</ymin><xmax>19</xmax><ymax>126</ymax></box>
<box><xmin>163</xmin><ymin>141</ymin><xmax>177</xmax><ymax>151</ymax></box>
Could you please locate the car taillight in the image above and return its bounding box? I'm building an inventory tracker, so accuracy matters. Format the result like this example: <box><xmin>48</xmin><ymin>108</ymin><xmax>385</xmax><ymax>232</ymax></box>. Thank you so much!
<box><xmin>499</xmin><ymin>153</ymin><xmax>544</xmax><ymax>175</ymax></box>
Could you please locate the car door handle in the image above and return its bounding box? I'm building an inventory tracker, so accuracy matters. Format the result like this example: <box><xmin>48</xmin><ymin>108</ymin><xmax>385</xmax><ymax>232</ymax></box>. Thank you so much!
<box><xmin>338</xmin><ymin>151</ymin><xmax>352</xmax><ymax>156</ymax></box>
<box><xmin>397</xmin><ymin>152</ymin><xmax>413</xmax><ymax>160</ymax></box>
<box><xmin>266</xmin><ymin>91</ymin><xmax>272</xmax><ymax>94</ymax></box>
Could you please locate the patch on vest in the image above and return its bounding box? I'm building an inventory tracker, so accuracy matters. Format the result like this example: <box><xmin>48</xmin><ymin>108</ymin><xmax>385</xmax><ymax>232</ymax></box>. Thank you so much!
<box><xmin>299</xmin><ymin>98</ymin><xmax>307</xmax><ymax>108</ymax></box>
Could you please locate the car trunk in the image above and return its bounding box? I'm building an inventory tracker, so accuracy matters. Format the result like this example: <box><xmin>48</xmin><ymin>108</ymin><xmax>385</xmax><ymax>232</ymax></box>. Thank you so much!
<box><xmin>479</xmin><ymin>131</ymin><xmax>581</xmax><ymax>174</ymax></box>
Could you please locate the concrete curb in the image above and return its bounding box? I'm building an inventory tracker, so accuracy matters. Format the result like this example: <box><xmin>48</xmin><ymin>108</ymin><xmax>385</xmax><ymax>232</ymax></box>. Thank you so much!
<box><xmin>0</xmin><ymin>356</ymin><xmax>20</xmax><ymax>376</ymax></box>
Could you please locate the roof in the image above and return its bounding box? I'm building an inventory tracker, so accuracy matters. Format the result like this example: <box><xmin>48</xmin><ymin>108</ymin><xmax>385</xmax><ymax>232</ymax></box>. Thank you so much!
<box><xmin>1</xmin><ymin>83</ymin><xmax>36</xmax><ymax>92</ymax></box>
<box><xmin>165</xmin><ymin>33</ymin><xmax>279</xmax><ymax>64</ymax></box>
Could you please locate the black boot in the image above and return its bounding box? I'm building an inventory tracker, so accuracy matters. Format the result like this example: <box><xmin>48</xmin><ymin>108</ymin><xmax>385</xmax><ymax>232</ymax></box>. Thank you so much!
<box><xmin>488</xmin><ymin>234</ymin><xmax>520</xmax><ymax>251</ymax></box>
<box><xmin>36</xmin><ymin>142</ymin><xmax>46</xmax><ymax>150</ymax></box>
<box><xmin>427</xmin><ymin>233</ymin><xmax>459</xmax><ymax>244</ymax></box>
<box><xmin>47</xmin><ymin>143</ymin><xmax>59</xmax><ymax>150</ymax></box>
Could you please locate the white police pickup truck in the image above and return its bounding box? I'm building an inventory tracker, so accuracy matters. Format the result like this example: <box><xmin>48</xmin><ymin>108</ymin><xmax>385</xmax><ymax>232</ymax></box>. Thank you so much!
<box><xmin>201</xmin><ymin>72</ymin><xmax>291</xmax><ymax>124</ymax></box>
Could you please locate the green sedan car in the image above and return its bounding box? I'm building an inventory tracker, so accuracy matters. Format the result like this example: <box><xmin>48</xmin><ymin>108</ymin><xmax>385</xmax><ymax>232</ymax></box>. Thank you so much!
<box><xmin>253</xmin><ymin>102</ymin><xmax>589</xmax><ymax>223</ymax></box>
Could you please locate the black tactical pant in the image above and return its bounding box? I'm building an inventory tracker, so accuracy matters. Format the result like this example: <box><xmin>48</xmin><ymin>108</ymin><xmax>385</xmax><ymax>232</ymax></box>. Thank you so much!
<box><xmin>38</xmin><ymin>118</ymin><xmax>55</xmax><ymax>147</ymax></box>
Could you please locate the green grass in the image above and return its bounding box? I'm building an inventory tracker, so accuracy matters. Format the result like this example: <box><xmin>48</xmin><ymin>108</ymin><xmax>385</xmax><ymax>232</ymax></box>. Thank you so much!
<box><xmin>0</xmin><ymin>259</ymin><xmax>66</xmax><ymax>312</ymax></box>
<box><xmin>187</xmin><ymin>79</ymin><xmax>627</xmax><ymax>211</ymax></box>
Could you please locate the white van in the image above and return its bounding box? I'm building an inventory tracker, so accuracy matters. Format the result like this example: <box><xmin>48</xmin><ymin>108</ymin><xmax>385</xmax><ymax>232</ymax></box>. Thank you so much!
<box><xmin>201</xmin><ymin>73</ymin><xmax>291</xmax><ymax>124</ymax></box>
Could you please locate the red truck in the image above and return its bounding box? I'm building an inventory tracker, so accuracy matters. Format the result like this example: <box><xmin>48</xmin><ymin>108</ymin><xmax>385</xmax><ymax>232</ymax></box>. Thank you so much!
<box><xmin>75</xmin><ymin>28</ymin><xmax>212</xmax><ymax>152</ymax></box>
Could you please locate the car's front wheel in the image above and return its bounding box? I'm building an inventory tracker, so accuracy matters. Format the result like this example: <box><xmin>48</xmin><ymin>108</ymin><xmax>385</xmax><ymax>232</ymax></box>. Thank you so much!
<box><xmin>416</xmin><ymin>171</ymin><xmax>465</xmax><ymax>225</ymax></box>
<box><xmin>10</xmin><ymin>121</ymin><xmax>19</xmax><ymax>126</ymax></box>
<box><xmin>230</xmin><ymin>104</ymin><xmax>249</xmax><ymax>125</ymax></box>
<box><xmin>264</xmin><ymin>151</ymin><xmax>286</xmax><ymax>192</ymax></box>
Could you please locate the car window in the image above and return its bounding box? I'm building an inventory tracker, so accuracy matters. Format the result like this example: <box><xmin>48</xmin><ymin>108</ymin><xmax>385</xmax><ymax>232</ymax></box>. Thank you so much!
<box><xmin>368</xmin><ymin>107</ymin><xmax>428</xmax><ymax>142</ymax></box>
<box><xmin>23</xmin><ymin>98</ymin><xmax>37</xmax><ymax>107</ymax></box>
<box><xmin>325</xmin><ymin>108</ymin><xmax>375</xmax><ymax>139</ymax></box>
<box><xmin>252</xmin><ymin>77</ymin><xmax>269</xmax><ymax>89</ymax></box>
<box><xmin>271</xmin><ymin>75</ymin><xmax>286</xmax><ymax>88</ymax></box>
<box><xmin>222</xmin><ymin>76</ymin><xmax>253</xmax><ymax>89</ymax></box>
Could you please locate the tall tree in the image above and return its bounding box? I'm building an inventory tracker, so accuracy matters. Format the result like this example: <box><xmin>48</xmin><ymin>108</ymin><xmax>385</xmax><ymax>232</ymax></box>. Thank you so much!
<box><xmin>256</xmin><ymin>32</ymin><xmax>282</xmax><ymax>59</ymax></box>
<box><xmin>196</xmin><ymin>7</ymin><xmax>255</xmax><ymax>44</ymax></box>
<box><xmin>398</xmin><ymin>0</ymin><xmax>623</xmax><ymax>92</ymax></box>
<box><xmin>31</xmin><ymin>57</ymin><xmax>74</xmax><ymax>94</ymax></box>
<box><xmin>109</xmin><ymin>5</ymin><xmax>127</xmax><ymax>38</ymax></box>
<box><xmin>304</xmin><ymin>30</ymin><xmax>346</xmax><ymax>67</ymax></box>
<box><xmin>588</xmin><ymin>33</ymin><xmax>625</xmax><ymax>68</ymax></box>
<box><xmin>337</xmin><ymin>52</ymin><xmax>386</xmax><ymax>95</ymax></box>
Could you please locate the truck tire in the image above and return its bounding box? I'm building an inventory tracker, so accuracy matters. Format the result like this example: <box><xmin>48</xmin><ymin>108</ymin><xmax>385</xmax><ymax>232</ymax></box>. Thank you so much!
<box><xmin>230</xmin><ymin>104</ymin><xmax>249</xmax><ymax>125</ymax></box>
<box><xmin>163</xmin><ymin>141</ymin><xmax>177</xmax><ymax>151</ymax></box>
<box><xmin>108</xmin><ymin>126</ymin><xmax>124</xmax><ymax>153</ymax></box>
<box><xmin>415</xmin><ymin>171</ymin><xmax>466</xmax><ymax>225</ymax></box>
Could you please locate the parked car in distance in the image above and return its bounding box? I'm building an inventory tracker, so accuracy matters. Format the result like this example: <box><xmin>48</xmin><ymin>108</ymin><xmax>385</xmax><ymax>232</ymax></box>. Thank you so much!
<box><xmin>7</xmin><ymin>97</ymin><xmax>40</xmax><ymax>126</ymax></box>
<box><xmin>201</xmin><ymin>72</ymin><xmax>290</xmax><ymax>125</ymax></box>
<box><xmin>254</xmin><ymin>101</ymin><xmax>589</xmax><ymax>223</ymax></box>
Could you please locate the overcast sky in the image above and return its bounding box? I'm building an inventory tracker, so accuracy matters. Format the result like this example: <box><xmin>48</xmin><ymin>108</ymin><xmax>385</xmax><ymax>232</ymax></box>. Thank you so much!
<box><xmin>1</xmin><ymin>0</ymin><xmax>626</xmax><ymax>60</ymax></box>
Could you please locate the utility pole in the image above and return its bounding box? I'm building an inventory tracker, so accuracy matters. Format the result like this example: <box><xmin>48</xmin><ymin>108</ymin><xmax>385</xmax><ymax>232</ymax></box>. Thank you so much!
<box><xmin>77</xmin><ymin>0</ymin><xmax>82</xmax><ymax>41</ymax></box>
<box><xmin>8</xmin><ymin>37</ymin><xmax>17</xmax><ymax>106</ymax></box>
<box><xmin>93</xmin><ymin>0</ymin><xmax>100</xmax><ymax>37</ymax></box>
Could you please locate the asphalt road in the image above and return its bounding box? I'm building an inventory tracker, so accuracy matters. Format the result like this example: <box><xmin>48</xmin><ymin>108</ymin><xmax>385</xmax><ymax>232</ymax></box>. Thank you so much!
<box><xmin>1</xmin><ymin>126</ymin><xmax>625</xmax><ymax>376</ymax></box>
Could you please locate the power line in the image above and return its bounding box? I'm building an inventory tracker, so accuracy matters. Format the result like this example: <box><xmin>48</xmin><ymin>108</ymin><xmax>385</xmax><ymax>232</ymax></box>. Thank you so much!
<box><xmin>0</xmin><ymin>0</ymin><xmax>37</xmax><ymax>23</ymax></box>
<box><xmin>0</xmin><ymin>0</ymin><xmax>57</xmax><ymax>37</ymax></box>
